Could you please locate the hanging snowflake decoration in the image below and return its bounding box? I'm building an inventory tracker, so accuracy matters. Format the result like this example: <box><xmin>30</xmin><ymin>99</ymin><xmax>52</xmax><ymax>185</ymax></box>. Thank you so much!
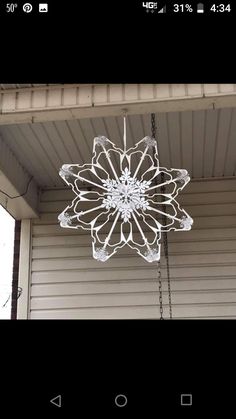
<box><xmin>58</xmin><ymin>121</ymin><xmax>193</xmax><ymax>262</ymax></box>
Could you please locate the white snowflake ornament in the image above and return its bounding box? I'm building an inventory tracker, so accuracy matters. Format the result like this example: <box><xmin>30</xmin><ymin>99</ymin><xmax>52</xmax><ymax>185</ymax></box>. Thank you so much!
<box><xmin>58</xmin><ymin>119</ymin><xmax>193</xmax><ymax>262</ymax></box>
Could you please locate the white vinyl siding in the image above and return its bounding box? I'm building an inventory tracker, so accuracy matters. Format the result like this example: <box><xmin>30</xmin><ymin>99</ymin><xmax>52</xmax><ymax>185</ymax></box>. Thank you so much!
<box><xmin>28</xmin><ymin>178</ymin><xmax>236</xmax><ymax>319</ymax></box>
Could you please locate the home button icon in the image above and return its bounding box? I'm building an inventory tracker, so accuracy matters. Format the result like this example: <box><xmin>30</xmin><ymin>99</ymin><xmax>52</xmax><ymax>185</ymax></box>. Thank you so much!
<box><xmin>115</xmin><ymin>394</ymin><xmax>128</xmax><ymax>407</ymax></box>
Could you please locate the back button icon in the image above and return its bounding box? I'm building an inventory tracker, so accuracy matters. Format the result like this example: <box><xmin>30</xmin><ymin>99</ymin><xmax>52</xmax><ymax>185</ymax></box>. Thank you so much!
<box><xmin>50</xmin><ymin>395</ymin><xmax>62</xmax><ymax>408</ymax></box>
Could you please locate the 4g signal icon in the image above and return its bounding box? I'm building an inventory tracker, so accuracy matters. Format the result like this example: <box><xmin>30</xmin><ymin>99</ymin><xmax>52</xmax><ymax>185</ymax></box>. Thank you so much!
<box><xmin>142</xmin><ymin>2</ymin><xmax>158</xmax><ymax>9</ymax></box>
<box><xmin>142</xmin><ymin>2</ymin><xmax>166</xmax><ymax>13</ymax></box>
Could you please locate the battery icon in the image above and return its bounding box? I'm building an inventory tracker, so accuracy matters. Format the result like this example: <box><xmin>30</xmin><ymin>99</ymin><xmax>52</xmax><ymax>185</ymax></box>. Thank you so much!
<box><xmin>197</xmin><ymin>3</ymin><xmax>204</xmax><ymax>13</ymax></box>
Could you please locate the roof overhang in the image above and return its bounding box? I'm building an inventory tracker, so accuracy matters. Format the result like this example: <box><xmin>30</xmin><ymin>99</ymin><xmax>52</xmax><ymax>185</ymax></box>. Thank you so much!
<box><xmin>0</xmin><ymin>83</ymin><xmax>236</xmax><ymax>220</ymax></box>
<box><xmin>1</xmin><ymin>84</ymin><xmax>236</xmax><ymax>125</ymax></box>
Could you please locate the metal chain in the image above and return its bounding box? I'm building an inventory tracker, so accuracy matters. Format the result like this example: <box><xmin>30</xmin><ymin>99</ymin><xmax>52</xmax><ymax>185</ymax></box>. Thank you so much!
<box><xmin>151</xmin><ymin>113</ymin><xmax>163</xmax><ymax>320</ymax></box>
<box><xmin>160</xmin><ymin>175</ymin><xmax>173</xmax><ymax>319</ymax></box>
<box><xmin>157</xmin><ymin>262</ymin><xmax>164</xmax><ymax>320</ymax></box>
<box><xmin>151</xmin><ymin>113</ymin><xmax>173</xmax><ymax>319</ymax></box>
<box><xmin>151</xmin><ymin>113</ymin><xmax>156</xmax><ymax>142</ymax></box>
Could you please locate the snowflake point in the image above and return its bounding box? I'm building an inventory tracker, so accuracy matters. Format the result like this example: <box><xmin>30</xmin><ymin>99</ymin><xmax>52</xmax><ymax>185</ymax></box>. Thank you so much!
<box><xmin>93</xmin><ymin>247</ymin><xmax>109</xmax><ymax>262</ymax></box>
<box><xmin>58</xmin><ymin>212</ymin><xmax>72</xmax><ymax>227</ymax></box>
<box><xmin>143</xmin><ymin>136</ymin><xmax>157</xmax><ymax>148</ymax></box>
<box><xmin>144</xmin><ymin>248</ymin><xmax>160</xmax><ymax>262</ymax></box>
<box><xmin>180</xmin><ymin>215</ymin><xmax>193</xmax><ymax>230</ymax></box>
<box><xmin>94</xmin><ymin>136</ymin><xmax>109</xmax><ymax>147</ymax></box>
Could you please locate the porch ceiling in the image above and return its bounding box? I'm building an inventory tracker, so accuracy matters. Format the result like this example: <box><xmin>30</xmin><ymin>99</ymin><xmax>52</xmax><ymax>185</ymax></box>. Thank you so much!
<box><xmin>0</xmin><ymin>108</ymin><xmax>235</xmax><ymax>189</ymax></box>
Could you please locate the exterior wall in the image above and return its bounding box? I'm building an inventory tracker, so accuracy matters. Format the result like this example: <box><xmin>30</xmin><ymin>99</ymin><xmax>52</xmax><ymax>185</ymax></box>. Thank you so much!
<box><xmin>23</xmin><ymin>178</ymin><xmax>236</xmax><ymax>319</ymax></box>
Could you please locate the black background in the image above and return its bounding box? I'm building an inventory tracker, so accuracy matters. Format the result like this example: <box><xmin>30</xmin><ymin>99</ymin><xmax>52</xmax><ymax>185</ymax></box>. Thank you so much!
<box><xmin>1</xmin><ymin>320</ymin><xmax>236</xmax><ymax>416</ymax></box>
<box><xmin>0</xmin><ymin>0</ymin><xmax>236</xmax><ymax>416</ymax></box>
<box><xmin>0</xmin><ymin>0</ymin><xmax>235</xmax><ymax>82</ymax></box>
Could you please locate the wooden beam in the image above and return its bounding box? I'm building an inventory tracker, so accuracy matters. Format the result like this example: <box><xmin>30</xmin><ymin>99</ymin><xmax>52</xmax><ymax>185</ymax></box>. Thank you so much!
<box><xmin>0</xmin><ymin>135</ymin><xmax>39</xmax><ymax>219</ymax></box>
<box><xmin>1</xmin><ymin>84</ymin><xmax>236</xmax><ymax>125</ymax></box>
<box><xmin>17</xmin><ymin>220</ymin><xmax>32</xmax><ymax>319</ymax></box>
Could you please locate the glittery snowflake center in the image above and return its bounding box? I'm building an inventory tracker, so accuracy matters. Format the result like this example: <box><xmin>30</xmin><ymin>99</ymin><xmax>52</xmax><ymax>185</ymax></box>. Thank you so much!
<box><xmin>102</xmin><ymin>168</ymin><xmax>151</xmax><ymax>222</ymax></box>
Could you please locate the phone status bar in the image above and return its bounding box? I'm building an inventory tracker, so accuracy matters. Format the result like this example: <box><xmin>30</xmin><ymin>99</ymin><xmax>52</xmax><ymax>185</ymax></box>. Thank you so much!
<box><xmin>0</xmin><ymin>2</ymin><xmax>233</xmax><ymax>16</ymax></box>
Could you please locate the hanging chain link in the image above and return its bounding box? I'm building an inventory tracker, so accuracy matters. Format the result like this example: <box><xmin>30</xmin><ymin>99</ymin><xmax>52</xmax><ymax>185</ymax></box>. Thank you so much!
<box><xmin>151</xmin><ymin>113</ymin><xmax>172</xmax><ymax>319</ymax></box>
<box><xmin>157</xmin><ymin>261</ymin><xmax>164</xmax><ymax>320</ymax></box>
<box><xmin>160</xmin><ymin>175</ymin><xmax>173</xmax><ymax>319</ymax></box>
<box><xmin>151</xmin><ymin>113</ymin><xmax>163</xmax><ymax>320</ymax></box>
<box><xmin>151</xmin><ymin>113</ymin><xmax>156</xmax><ymax>143</ymax></box>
